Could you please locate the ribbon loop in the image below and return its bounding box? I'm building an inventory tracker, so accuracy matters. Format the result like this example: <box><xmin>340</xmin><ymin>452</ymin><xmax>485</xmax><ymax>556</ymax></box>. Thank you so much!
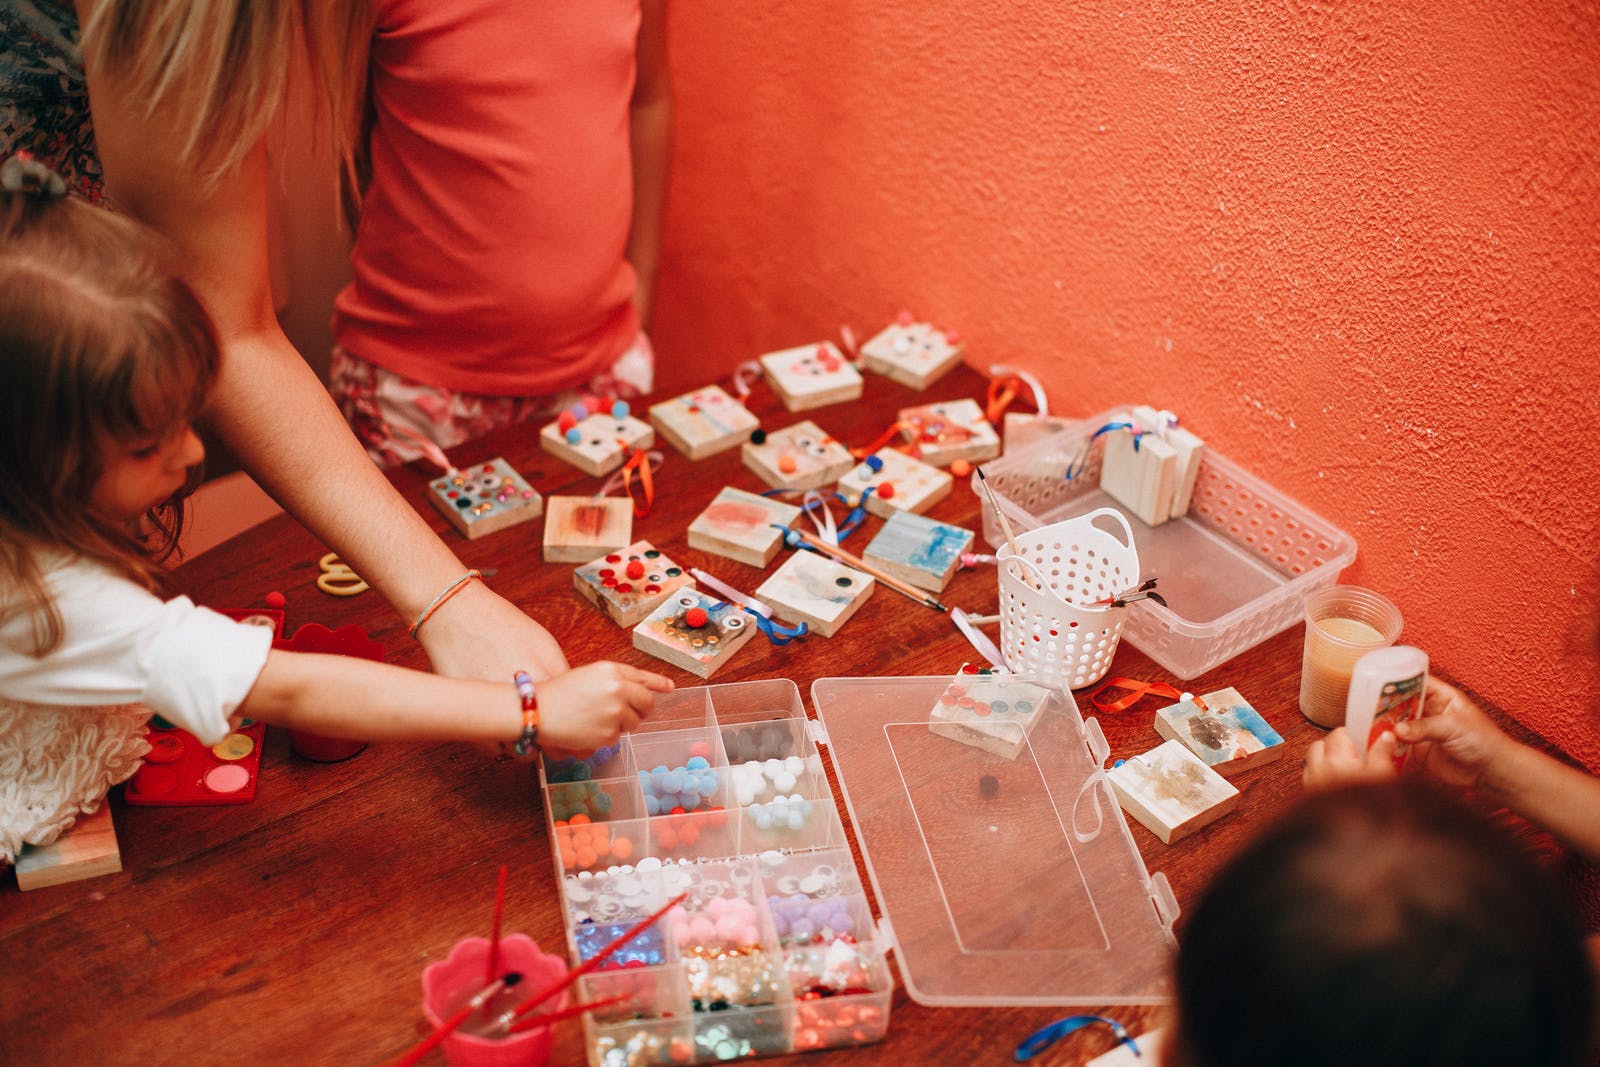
<box><xmin>1089</xmin><ymin>676</ymin><xmax>1203</xmax><ymax>715</ymax></box>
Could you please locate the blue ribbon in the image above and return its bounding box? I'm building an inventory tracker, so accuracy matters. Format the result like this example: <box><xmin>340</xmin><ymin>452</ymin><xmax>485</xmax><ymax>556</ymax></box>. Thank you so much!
<box><xmin>754</xmin><ymin>614</ymin><xmax>808</xmax><ymax>645</ymax></box>
<box><xmin>1015</xmin><ymin>1014</ymin><xmax>1140</xmax><ymax>1062</ymax></box>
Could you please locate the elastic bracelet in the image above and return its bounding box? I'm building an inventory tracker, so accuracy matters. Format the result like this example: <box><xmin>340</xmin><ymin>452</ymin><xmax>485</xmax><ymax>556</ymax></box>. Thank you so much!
<box><xmin>408</xmin><ymin>569</ymin><xmax>482</xmax><ymax>640</ymax></box>
<box><xmin>511</xmin><ymin>671</ymin><xmax>541</xmax><ymax>759</ymax></box>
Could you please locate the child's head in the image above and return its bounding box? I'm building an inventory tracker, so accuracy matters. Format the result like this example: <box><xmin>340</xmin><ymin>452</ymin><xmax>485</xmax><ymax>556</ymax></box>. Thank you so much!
<box><xmin>0</xmin><ymin>154</ymin><xmax>219</xmax><ymax>648</ymax></box>
<box><xmin>1170</xmin><ymin>780</ymin><xmax>1595</xmax><ymax>1067</ymax></box>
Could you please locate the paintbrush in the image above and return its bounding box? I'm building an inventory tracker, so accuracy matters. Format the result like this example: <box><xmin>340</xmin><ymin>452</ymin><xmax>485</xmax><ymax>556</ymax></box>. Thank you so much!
<box><xmin>504</xmin><ymin>992</ymin><xmax>634</xmax><ymax>1034</ymax></box>
<box><xmin>393</xmin><ymin>972</ymin><xmax>524</xmax><ymax>1067</ymax></box>
<box><xmin>784</xmin><ymin>525</ymin><xmax>947</xmax><ymax>612</ymax></box>
<box><xmin>976</xmin><ymin>467</ymin><xmax>1038</xmax><ymax>591</ymax></box>
<box><xmin>486</xmin><ymin>863</ymin><xmax>508</xmax><ymax>983</ymax></box>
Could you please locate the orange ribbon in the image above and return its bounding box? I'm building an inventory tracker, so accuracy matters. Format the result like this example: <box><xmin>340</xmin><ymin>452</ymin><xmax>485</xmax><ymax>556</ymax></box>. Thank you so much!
<box><xmin>619</xmin><ymin>446</ymin><xmax>655</xmax><ymax>518</ymax></box>
<box><xmin>1089</xmin><ymin>677</ymin><xmax>1206</xmax><ymax>715</ymax></box>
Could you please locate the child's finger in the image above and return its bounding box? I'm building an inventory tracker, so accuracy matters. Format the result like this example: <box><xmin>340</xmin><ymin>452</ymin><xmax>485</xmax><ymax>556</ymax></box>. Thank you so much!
<box><xmin>620</xmin><ymin>665</ymin><xmax>674</xmax><ymax>692</ymax></box>
<box><xmin>1367</xmin><ymin>729</ymin><xmax>1401</xmax><ymax>767</ymax></box>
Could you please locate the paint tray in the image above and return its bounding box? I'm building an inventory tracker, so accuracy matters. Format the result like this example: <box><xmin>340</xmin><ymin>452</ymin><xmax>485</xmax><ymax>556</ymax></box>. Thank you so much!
<box><xmin>811</xmin><ymin>675</ymin><xmax>1177</xmax><ymax>1005</ymax></box>
<box><xmin>975</xmin><ymin>410</ymin><xmax>1357</xmax><ymax>679</ymax></box>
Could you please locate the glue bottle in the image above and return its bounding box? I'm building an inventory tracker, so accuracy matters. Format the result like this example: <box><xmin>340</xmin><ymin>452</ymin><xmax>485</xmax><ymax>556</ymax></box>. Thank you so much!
<box><xmin>1344</xmin><ymin>646</ymin><xmax>1428</xmax><ymax>765</ymax></box>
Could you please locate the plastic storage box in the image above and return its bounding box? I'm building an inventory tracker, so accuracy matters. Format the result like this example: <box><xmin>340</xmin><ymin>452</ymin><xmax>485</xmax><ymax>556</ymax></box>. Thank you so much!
<box><xmin>976</xmin><ymin>411</ymin><xmax>1357</xmax><ymax>680</ymax></box>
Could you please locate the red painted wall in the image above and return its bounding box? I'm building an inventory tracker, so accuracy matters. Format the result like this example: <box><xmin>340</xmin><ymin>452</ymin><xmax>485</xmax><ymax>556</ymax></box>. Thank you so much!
<box><xmin>652</xmin><ymin>3</ymin><xmax>1600</xmax><ymax>767</ymax></box>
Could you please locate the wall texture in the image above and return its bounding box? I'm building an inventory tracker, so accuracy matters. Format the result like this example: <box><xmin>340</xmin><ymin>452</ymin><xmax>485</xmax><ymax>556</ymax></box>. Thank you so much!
<box><xmin>652</xmin><ymin>3</ymin><xmax>1600</xmax><ymax>767</ymax></box>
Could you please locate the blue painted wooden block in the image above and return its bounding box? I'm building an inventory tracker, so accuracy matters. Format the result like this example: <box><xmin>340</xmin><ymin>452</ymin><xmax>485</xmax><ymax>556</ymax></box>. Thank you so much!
<box><xmin>862</xmin><ymin>510</ymin><xmax>974</xmax><ymax>593</ymax></box>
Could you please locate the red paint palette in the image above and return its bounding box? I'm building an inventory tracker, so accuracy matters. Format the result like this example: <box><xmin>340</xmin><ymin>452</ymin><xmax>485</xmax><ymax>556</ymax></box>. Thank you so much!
<box><xmin>125</xmin><ymin>716</ymin><xmax>267</xmax><ymax>807</ymax></box>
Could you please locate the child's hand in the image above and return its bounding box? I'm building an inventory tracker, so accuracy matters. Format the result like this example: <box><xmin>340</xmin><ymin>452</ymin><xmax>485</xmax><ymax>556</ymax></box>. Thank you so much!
<box><xmin>1392</xmin><ymin>677</ymin><xmax>1511</xmax><ymax>791</ymax></box>
<box><xmin>1304</xmin><ymin>727</ymin><xmax>1401</xmax><ymax>790</ymax></box>
<box><xmin>534</xmin><ymin>662</ymin><xmax>673</xmax><ymax>753</ymax></box>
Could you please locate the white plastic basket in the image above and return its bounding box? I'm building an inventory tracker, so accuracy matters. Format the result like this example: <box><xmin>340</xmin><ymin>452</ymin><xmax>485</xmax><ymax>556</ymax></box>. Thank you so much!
<box><xmin>996</xmin><ymin>507</ymin><xmax>1141</xmax><ymax>689</ymax></box>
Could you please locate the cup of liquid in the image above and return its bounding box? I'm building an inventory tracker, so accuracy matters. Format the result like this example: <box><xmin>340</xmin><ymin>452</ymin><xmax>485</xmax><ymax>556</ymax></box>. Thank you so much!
<box><xmin>420</xmin><ymin>934</ymin><xmax>568</xmax><ymax>1067</ymax></box>
<box><xmin>1298</xmin><ymin>585</ymin><xmax>1403</xmax><ymax>728</ymax></box>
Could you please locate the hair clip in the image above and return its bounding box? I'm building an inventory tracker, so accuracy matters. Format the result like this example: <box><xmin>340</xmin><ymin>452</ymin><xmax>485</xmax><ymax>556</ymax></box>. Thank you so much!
<box><xmin>1</xmin><ymin>152</ymin><xmax>67</xmax><ymax>199</ymax></box>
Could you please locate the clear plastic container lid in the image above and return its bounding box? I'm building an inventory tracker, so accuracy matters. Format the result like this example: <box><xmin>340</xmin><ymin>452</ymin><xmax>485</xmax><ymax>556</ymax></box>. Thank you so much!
<box><xmin>810</xmin><ymin>675</ymin><xmax>1178</xmax><ymax>1006</ymax></box>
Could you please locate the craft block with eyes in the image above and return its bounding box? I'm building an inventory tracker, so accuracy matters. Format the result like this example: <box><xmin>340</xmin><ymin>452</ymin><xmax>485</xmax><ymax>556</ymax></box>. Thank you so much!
<box><xmin>758</xmin><ymin>341</ymin><xmax>863</xmax><ymax>412</ymax></box>
<box><xmin>899</xmin><ymin>398</ymin><xmax>1000</xmax><ymax>468</ymax></box>
<box><xmin>648</xmin><ymin>384</ymin><xmax>759</xmax><ymax>461</ymax></box>
<box><xmin>540</xmin><ymin>403</ymin><xmax>655</xmax><ymax>478</ymax></box>
<box><xmin>573</xmin><ymin>541</ymin><xmax>697</xmax><ymax>628</ymax></box>
<box><xmin>631</xmin><ymin>590</ymin><xmax>757</xmax><ymax>679</ymax></box>
<box><xmin>862</xmin><ymin>510</ymin><xmax>974</xmax><ymax>593</ymax></box>
<box><xmin>860</xmin><ymin>313</ymin><xmax>965</xmax><ymax>391</ymax></box>
<box><xmin>755</xmin><ymin>550</ymin><xmax>875</xmax><ymax>638</ymax></box>
<box><xmin>687</xmin><ymin>487</ymin><xmax>802</xmax><ymax>568</ymax></box>
<box><xmin>1107</xmin><ymin>739</ymin><xmax>1239</xmax><ymax>845</ymax></box>
<box><xmin>741</xmin><ymin>420</ymin><xmax>854</xmax><ymax>492</ymax></box>
<box><xmin>1153</xmin><ymin>687</ymin><xmax>1284</xmax><ymax>778</ymax></box>
<box><xmin>427</xmin><ymin>458</ymin><xmax>543</xmax><ymax>539</ymax></box>
<box><xmin>836</xmin><ymin>449</ymin><xmax>952</xmax><ymax>519</ymax></box>
<box><xmin>927</xmin><ymin>672</ymin><xmax>1055</xmax><ymax>761</ymax></box>
<box><xmin>542</xmin><ymin>496</ymin><xmax>634</xmax><ymax>564</ymax></box>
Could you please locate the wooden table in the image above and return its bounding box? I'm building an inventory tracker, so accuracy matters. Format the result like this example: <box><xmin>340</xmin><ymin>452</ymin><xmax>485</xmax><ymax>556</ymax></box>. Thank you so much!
<box><xmin>0</xmin><ymin>367</ymin><xmax>1370</xmax><ymax>1065</ymax></box>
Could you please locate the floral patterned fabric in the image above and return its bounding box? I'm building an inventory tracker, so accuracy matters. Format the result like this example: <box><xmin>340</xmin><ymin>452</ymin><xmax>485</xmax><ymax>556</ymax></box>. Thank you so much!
<box><xmin>0</xmin><ymin>0</ymin><xmax>103</xmax><ymax>202</ymax></box>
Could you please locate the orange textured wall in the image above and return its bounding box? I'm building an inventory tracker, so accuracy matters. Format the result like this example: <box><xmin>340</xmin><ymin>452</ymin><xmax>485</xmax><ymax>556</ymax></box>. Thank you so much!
<box><xmin>651</xmin><ymin>3</ymin><xmax>1600</xmax><ymax>767</ymax></box>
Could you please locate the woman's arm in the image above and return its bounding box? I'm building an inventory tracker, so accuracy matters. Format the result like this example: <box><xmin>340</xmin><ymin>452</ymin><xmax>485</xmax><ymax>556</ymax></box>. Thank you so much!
<box><xmin>627</xmin><ymin>0</ymin><xmax>671</xmax><ymax>329</ymax></box>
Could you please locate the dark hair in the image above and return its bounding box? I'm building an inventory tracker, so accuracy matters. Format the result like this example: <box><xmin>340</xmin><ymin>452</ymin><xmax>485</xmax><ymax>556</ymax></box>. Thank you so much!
<box><xmin>0</xmin><ymin>161</ymin><xmax>220</xmax><ymax>654</ymax></box>
<box><xmin>1173</xmin><ymin>781</ymin><xmax>1596</xmax><ymax>1067</ymax></box>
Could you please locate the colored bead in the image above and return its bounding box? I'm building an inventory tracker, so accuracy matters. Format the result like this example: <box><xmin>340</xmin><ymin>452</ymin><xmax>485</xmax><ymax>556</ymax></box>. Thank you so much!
<box><xmin>950</xmin><ymin>459</ymin><xmax>972</xmax><ymax>477</ymax></box>
<box><xmin>876</xmin><ymin>481</ymin><xmax>896</xmax><ymax>500</ymax></box>
<box><xmin>565</xmin><ymin>427</ymin><xmax>582</xmax><ymax>444</ymax></box>
<box><xmin>264</xmin><ymin>590</ymin><xmax>285</xmax><ymax>609</ymax></box>
<box><xmin>626</xmin><ymin>560</ymin><xmax>646</xmax><ymax>579</ymax></box>
<box><xmin>778</xmin><ymin>454</ymin><xmax>798</xmax><ymax>474</ymax></box>
<box><xmin>864</xmin><ymin>455</ymin><xmax>884</xmax><ymax>473</ymax></box>
<box><xmin>749</xmin><ymin>428</ymin><xmax>767</xmax><ymax>445</ymax></box>
<box><xmin>611</xmin><ymin>399</ymin><xmax>631</xmax><ymax>419</ymax></box>
<box><xmin>685</xmin><ymin>606</ymin><xmax>709</xmax><ymax>628</ymax></box>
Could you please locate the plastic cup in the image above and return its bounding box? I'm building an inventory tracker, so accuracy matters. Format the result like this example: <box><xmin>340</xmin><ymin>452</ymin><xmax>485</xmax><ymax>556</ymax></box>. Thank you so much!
<box><xmin>420</xmin><ymin>934</ymin><xmax>569</xmax><ymax>1067</ymax></box>
<box><xmin>1299</xmin><ymin>586</ymin><xmax>1402</xmax><ymax>727</ymax></box>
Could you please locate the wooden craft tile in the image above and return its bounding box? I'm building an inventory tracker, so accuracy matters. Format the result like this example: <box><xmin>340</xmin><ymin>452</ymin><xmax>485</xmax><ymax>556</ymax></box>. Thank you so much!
<box><xmin>540</xmin><ymin>408</ymin><xmax>655</xmax><ymax>478</ymax></box>
<box><xmin>862</xmin><ymin>510</ymin><xmax>974</xmax><ymax>593</ymax></box>
<box><xmin>649</xmin><ymin>385</ymin><xmax>759</xmax><ymax>460</ymax></box>
<box><xmin>542</xmin><ymin>496</ymin><xmax>634</xmax><ymax>563</ymax></box>
<box><xmin>632</xmin><ymin>590</ymin><xmax>757</xmax><ymax>679</ymax></box>
<box><xmin>1154</xmin><ymin>687</ymin><xmax>1284</xmax><ymax>778</ymax></box>
<box><xmin>899</xmin><ymin>398</ymin><xmax>1001</xmax><ymax>468</ymax></box>
<box><xmin>1130</xmin><ymin>405</ymin><xmax>1205</xmax><ymax>517</ymax></box>
<box><xmin>758</xmin><ymin>341</ymin><xmax>863</xmax><ymax>412</ymax></box>
<box><xmin>742</xmin><ymin>420</ymin><xmax>854</xmax><ymax>492</ymax></box>
<box><xmin>14</xmin><ymin>803</ymin><xmax>121</xmax><ymax>891</ymax></box>
<box><xmin>927</xmin><ymin>673</ymin><xmax>1054</xmax><ymax>761</ymax></box>
<box><xmin>755</xmin><ymin>550</ymin><xmax>875</xmax><ymax>638</ymax></box>
<box><xmin>860</xmin><ymin>314</ymin><xmax>964</xmax><ymax>390</ymax></box>
<box><xmin>836</xmin><ymin>449</ymin><xmax>952</xmax><ymax>519</ymax></box>
<box><xmin>573</xmin><ymin>541</ymin><xmax>696</xmax><ymax>627</ymax></box>
<box><xmin>1099</xmin><ymin>426</ymin><xmax>1177</xmax><ymax>526</ymax></box>
<box><xmin>1107</xmin><ymin>739</ymin><xmax>1239</xmax><ymax>844</ymax></box>
<box><xmin>427</xmin><ymin>458</ymin><xmax>543</xmax><ymax>540</ymax></box>
<box><xmin>687</xmin><ymin>487</ymin><xmax>802</xmax><ymax>568</ymax></box>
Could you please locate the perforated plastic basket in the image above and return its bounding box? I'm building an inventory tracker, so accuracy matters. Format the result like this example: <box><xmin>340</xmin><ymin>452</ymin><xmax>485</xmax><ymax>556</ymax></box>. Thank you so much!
<box><xmin>978</xmin><ymin>410</ymin><xmax>1358</xmax><ymax>680</ymax></box>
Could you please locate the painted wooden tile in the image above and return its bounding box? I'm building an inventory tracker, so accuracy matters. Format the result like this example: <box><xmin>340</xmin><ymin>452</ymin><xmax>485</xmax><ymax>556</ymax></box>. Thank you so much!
<box><xmin>1099</xmin><ymin>423</ymin><xmax>1177</xmax><ymax>526</ymax></box>
<box><xmin>755</xmin><ymin>550</ymin><xmax>875</xmax><ymax>638</ymax></box>
<box><xmin>632</xmin><ymin>590</ymin><xmax>758</xmax><ymax>679</ymax></box>
<box><xmin>573</xmin><ymin>541</ymin><xmax>696</xmax><ymax>627</ymax></box>
<box><xmin>859</xmin><ymin>312</ymin><xmax>964</xmax><ymax>390</ymax></box>
<box><xmin>742</xmin><ymin>420</ymin><xmax>854</xmax><ymax>492</ymax></box>
<box><xmin>927</xmin><ymin>672</ymin><xmax>1054</xmax><ymax>761</ymax></box>
<box><xmin>758</xmin><ymin>341</ymin><xmax>863</xmax><ymax>412</ymax></box>
<box><xmin>427</xmin><ymin>457</ymin><xmax>543</xmax><ymax>540</ymax></box>
<box><xmin>687</xmin><ymin>487</ymin><xmax>802</xmax><ymax>568</ymax></box>
<box><xmin>899</xmin><ymin>397</ymin><xmax>1001</xmax><ymax>468</ymax></box>
<box><xmin>1154</xmin><ymin>687</ymin><xmax>1284</xmax><ymax>778</ymax></box>
<box><xmin>14</xmin><ymin>803</ymin><xmax>120</xmax><ymax>890</ymax></box>
<box><xmin>1107</xmin><ymin>739</ymin><xmax>1239</xmax><ymax>844</ymax></box>
<box><xmin>649</xmin><ymin>385</ymin><xmax>760</xmax><ymax>460</ymax></box>
<box><xmin>836</xmin><ymin>448</ymin><xmax>953</xmax><ymax>519</ymax></box>
<box><xmin>540</xmin><ymin>404</ymin><xmax>655</xmax><ymax>478</ymax></box>
<box><xmin>862</xmin><ymin>510</ymin><xmax>974</xmax><ymax>593</ymax></box>
<box><xmin>543</xmin><ymin>496</ymin><xmax>634</xmax><ymax>564</ymax></box>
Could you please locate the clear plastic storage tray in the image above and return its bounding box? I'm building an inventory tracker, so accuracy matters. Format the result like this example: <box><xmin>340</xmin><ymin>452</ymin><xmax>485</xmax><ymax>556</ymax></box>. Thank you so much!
<box><xmin>976</xmin><ymin>411</ymin><xmax>1357</xmax><ymax>679</ymax></box>
<box><xmin>540</xmin><ymin>680</ymin><xmax>893</xmax><ymax>1065</ymax></box>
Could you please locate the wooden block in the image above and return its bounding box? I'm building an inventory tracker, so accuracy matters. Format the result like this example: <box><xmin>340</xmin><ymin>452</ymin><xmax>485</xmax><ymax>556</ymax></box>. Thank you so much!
<box><xmin>1099</xmin><ymin>427</ymin><xmax>1177</xmax><ymax>526</ymax></box>
<box><xmin>426</xmin><ymin>457</ymin><xmax>543</xmax><ymax>539</ymax></box>
<box><xmin>1131</xmin><ymin>405</ymin><xmax>1205</xmax><ymax>517</ymax></box>
<box><xmin>862</xmin><ymin>510</ymin><xmax>974</xmax><ymax>593</ymax></box>
<box><xmin>540</xmin><ymin>409</ymin><xmax>655</xmax><ymax>478</ymax></box>
<box><xmin>758</xmin><ymin>341</ymin><xmax>863</xmax><ymax>411</ymax></box>
<box><xmin>15</xmin><ymin>804</ymin><xmax>121</xmax><ymax>890</ymax></box>
<box><xmin>542</xmin><ymin>496</ymin><xmax>634</xmax><ymax>563</ymax></box>
<box><xmin>859</xmin><ymin>314</ymin><xmax>964</xmax><ymax>390</ymax></box>
<box><xmin>632</xmin><ymin>590</ymin><xmax>758</xmax><ymax>679</ymax></box>
<box><xmin>742</xmin><ymin>420</ymin><xmax>854</xmax><ymax>491</ymax></box>
<box><xmin>755</xmin><ymin>550</ymin><xmax>874</xmax><ymax>638</ymax></box>
<box><xmin>649</xmin><ymin>385</ymin><xmax>760</xmax><ymax>460</ymax></box>
<box><xmin>837</xmin><ymin>449</ymin><xmax>952</xmax><ymax>519</ymax></box>
<box><xmin>898</xmin><ymin>398</ymin><xmax>1001</xmax><ymax>468</ymax></box>
<box><xmin>573</xmin><ymin>541</ymin><xmax>696</xmax><ymax>627</ymax></box>
<box><xmin>1107</xmin><ymin>740</ymin><xmax>1239</xmax><ymax>844</ymax></box>
<box><xmin>687</xmin><ymin>487</ymin><xmax>802</xmax><ymax>568</ymax></box>
<box><xmin>927</xmin><ymin>673</ymin><xmax>1053</xmax><ymax>760</ymax></box>
<box><xmin>1154</xmin><ymin>687</ymin><xmax>1284</xmax><ymax>778</ymax></box>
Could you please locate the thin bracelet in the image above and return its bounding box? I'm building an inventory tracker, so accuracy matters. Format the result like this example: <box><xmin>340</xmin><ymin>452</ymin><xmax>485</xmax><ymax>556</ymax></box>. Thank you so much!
<box><xmin>408</xmin><ymin>569</ymin><xmax>482</xmax><ymax>640</ymax></box>
<box><xmin>511</xmin><ymin>671</ymin><xmax>540</xmax><ymax>759</ymax></box>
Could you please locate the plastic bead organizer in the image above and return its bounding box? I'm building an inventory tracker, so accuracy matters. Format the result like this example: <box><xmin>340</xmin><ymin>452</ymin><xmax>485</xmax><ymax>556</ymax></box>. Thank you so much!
<box><xmin>539</xmin><ymin>680</ymin><xmax>894</xmax><ymax>1064</ymax></box>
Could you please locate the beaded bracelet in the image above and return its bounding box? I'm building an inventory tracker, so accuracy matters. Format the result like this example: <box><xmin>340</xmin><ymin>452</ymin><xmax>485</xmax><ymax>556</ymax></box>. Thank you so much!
<box><xmin>511</xmin><ymin>670</ymin><xmax>540</xmax><ymax>759</ymax></box>
<box><xmin>408</xmin><ymin>569</ymin><xmax>482</xmax><ymax>640</ymax></box>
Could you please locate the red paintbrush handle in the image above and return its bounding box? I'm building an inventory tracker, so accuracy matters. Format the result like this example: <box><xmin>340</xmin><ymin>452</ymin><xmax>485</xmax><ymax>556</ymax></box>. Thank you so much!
<box><xmin>504</xmin><ymin>993</ymin><xmax>633</xmax><ymax>1034</ymax></box>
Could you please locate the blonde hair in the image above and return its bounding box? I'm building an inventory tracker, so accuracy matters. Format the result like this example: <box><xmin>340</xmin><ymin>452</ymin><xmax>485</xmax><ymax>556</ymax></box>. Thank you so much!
<box><xmin>0</xmin><ymin>179</ymin><xmax>220</xmax><ymax>655</ymax></box>
<box><xmin>79</xmin><ymin>0</ymin><xmax>373</xmax><ymax>195</ymax></box>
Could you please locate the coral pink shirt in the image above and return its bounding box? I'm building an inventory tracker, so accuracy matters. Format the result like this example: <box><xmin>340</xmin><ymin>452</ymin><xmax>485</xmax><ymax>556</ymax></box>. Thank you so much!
<box><xmin>332</xmin><ymin>0</ymin><xmax>641</xmax><ymax>396</ymax></box>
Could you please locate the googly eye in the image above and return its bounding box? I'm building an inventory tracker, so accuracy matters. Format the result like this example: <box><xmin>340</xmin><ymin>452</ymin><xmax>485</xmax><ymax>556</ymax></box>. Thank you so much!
<box><xmin>723</xmin><ymin>616</ymin><xmax>745</xmax><ymax>631</ymax></box>
<box><xmin>676</xmin><ymin>594</ymin><xmax>699</xmax><ymax>609</ymax></box>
